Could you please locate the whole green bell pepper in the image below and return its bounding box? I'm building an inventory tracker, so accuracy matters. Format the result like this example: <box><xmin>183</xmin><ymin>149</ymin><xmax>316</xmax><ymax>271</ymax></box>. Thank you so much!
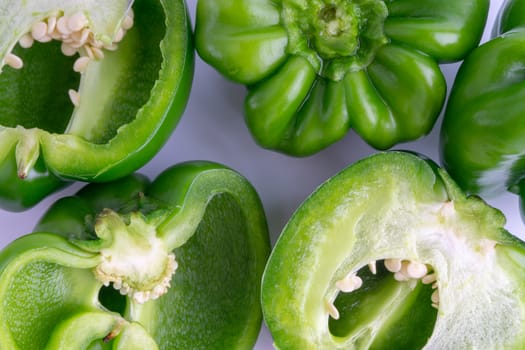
<box><xmin>195</xmin><ymin>0</ymin><xmax>488</xmax><ymax>156</ymax></box>
<box><xmin>440</xmin><ymin>0</ymin><xmax>525</xmax><ymax>199</ymax></box>
<box><xmin>0</xmin><ymin>0</ymin><xmax>193</xmax><ymax>211</ymax></box>
<box><xmin>261</xmin><ymin>151</ymin><xmax>525</xmax><ymax>349</ymax></box>
<box><xmin>0</xmin><ymin>161</ymin><xmax>270</xmax><ymax>349</ymax></box>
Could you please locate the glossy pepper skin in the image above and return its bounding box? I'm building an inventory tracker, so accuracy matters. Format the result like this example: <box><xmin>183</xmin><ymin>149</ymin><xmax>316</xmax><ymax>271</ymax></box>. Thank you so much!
<box><xmin>0</xmin><ymin>161</ymin><xmax>270</xmax><ymax>349</ymax></box>
<box><xmin>261</xmin><ymin>152</ymin><xmax>525</xmax><ymax>349</ymax></box>
<box><xmin>195</xmin><ymin>0</ymin><xmax>488</xmax><ymax>156</ymax></box>
<box><xmin>440</xmin><ymin>0</ymin><xmax>525</xmax><ymax>205</ymax></box>
<box><xmin>0</xmin><ymin>0</ymin><xmax>193</xmax><ymax>211</ymax></box>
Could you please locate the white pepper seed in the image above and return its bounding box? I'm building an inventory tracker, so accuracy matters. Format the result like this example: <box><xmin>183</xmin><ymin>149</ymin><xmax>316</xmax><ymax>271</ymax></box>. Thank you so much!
<box><xmin>47</xmin><ymin>16</ymin><xmax>57</xmax><ymax>34</ymax></box>
<box><xmin>422</xmin><ymin>273</ymin><xmax>437</xmax><ymax>285</ymax></box>
<box><xmin>104</xmin><ymin>43</ymin><xmax>119</xmax><ymax>51</ymax></box>
<box><xmin>91</xmin><ymin>46</ymin><xmax>104</xmax><ymax>60</ymax></box>
<box><xmin>70</xmin><ymin>41</ymin><xmax>84</xmax><ymax>49</ymax></box>
<box><xmin>31</xmin><ymin>21</ymin><xmax>48</xmax><ymax>40</ymax></box>
<box><xmin>352</xmin><ymin>275</ymin><xmax>363</xmax><ymax>289</ymax></box>
<box><xmin>90</xmin><ymin>37</ymin><xmax>103</xmax><ymax>48</ymax></box>
<box><xmin>50</xmin><ymin>28</ymin><xmax>62</xmax><ymax>40</ymax></box>
<box><xmin>393</xmin><ymin>271</ymin><xmax>410</xmax><ymax>282</ymax></box>
<box><xmin>5</xmin><ymin>53</ymin><xmax>23</xmax><ymax>69</ymax></box>
<box><xmin>18</xmin><ymin>34</ymin><xmax>34</xmax><ymax>48</ymax></box>
<box><xmin>67</xmin><ymin>12</ymin><xmax>88</xmax><ymax>32</ymax></box>
<box><xmin>384</xmin><ymin>259</ymin><xmax>402</xmax><ymax>273</ymax></box>
<box><xmin>113</xmin><ymin>279</ymin><xmax>122</xmax><ymax>290</ymax></box>
<box><xmin>120</xmin><ymin>283</ymin><xmax>130</xmax><ymax>295</ymax></box>
<box><xmin>406</xmin><ymin>261</ymin><xmax>428</xmax><ymax>279</ymax></box>
<box><xmin>56</xmin><ymin>16</ymin><xmax>71</xmax><ymax>35</ymax></box>
<box><xmin>431</xmin><ymin>290</ymin><xmax>439</xmax><ymax>304</ymax></box>
<box><xmin>326</xmin><ymin>300</ymin><xmax>340</xmax><ymax>320</ymax></box>
<box><xmin>73</xmin><ymin>56</ymin><xmax>90</xmax><ymax>73</ymax></box>
<box><xmin>60</xmin><ymin>42</ymin><xmax>77</xmax><ymax>56</ymax></box>
<box><xmin>122</xmin><ymin>15</ymin><xmax>134</xmax><ymax>30</ymax></box>
<box><xmin>83</xmin><ymin>45</ymin><xmax>95</xmax><ymax>59</ymax></box>
<box><xmin>68</xmin><ymin>89</ymin><xmax>80</xmax><ymax>107</ymax></box>
<box><xmin>336</xmin><ymin>274</ymin><xmax>363</xmax><ymax>293</ymax></box>
<box><xmin>36</xmin><ymin>34</ymin><xmax>52</xmax><ymax>43</ymax></box>
<box><xmin>335</xmin><ymin>278</ymin><xmax>353</xmax><ymax>293</ymax></box>
<box><xmin>70</xmin><ymin>30</ymin><xmax>82</xmax><ymax>42</ymax></box>
<box><xmin>113</xmin><ymin>28</ymin><xmax>125</xmax><ymax>43</ymax></box>
<box><xmin>78</xmin><ymin>28</ymin><xmax>90</xmax><ymax>46</ymax></box>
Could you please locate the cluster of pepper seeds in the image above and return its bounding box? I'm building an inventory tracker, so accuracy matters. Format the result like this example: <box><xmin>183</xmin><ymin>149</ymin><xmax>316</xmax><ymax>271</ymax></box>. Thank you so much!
<box><xmin>327</xmin><ymin>259</ymin><xmax>439</xmax><ymax>320</ymax></box>
<box><xmin>97</xmin><ymin>252</ymin><xmax>178</xmax><ymax>305</ymax></box>
<box><xmin>4</xmin><ymin>9</ymin><xmax>134</xmax><ymax>107</ymax></box>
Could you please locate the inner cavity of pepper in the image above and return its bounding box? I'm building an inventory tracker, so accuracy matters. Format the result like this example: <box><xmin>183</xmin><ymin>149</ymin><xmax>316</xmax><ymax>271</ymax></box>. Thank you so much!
<box><xmin>3</xmin><ymin>9</ymin><xmax>134</xmax><ymax>108</ymax></box>
<box><xmin>326</xmin><ymin>258</ymin><xmax>439</xmax><ymax>341</ymax></box>
<box><xmin>0</xmin><ymin>0</ymin><xmax>168</xmax><ymax>147</ymax></box>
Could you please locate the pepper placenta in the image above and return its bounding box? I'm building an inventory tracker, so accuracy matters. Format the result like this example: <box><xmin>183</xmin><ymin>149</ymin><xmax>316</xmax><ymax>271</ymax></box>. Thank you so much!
<box><xmin>261</xmin><ymin>151</ymin><xmax>525</xmax><ymax>349</ymax></box>
<box><xmin>440</xmin><ymin>0</ymin><xmax>525</xmax><ymax>204</ymax></box>
<box><xmin>195</xmin><ymin>0</ymin><xmax>488</xmax><ymax>156</ymax></box>
<box><xmin>0</xmin><ymin>161</ymin><xmax>270</xmax><ymax>349</ymax></box>
<box><xmin>0</xmin><ymin>0</ymin><xmax>193</xmax><ymax>211</ymax></box>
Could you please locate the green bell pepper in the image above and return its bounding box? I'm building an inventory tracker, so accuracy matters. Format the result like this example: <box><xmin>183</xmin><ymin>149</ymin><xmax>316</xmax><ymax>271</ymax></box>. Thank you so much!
<box><xmin>261</xmin><ymin>151</ymin><xmax>525</xmax><ymax>349</ymax></box>
<box><xmin>0</xmin><ymin>0</ymin><xmax>193</xmax><ymax>211</ymax></box>
<box><xmin>440</xmin><ymin>0</ymin><xmax>525</xmax><ymax>203</ymax></box>
<box><xmin>195</xmin><ymin>0</ymin><xmax>488</xmax><ymax>156</ymax></box>
<box><xmin>0</xmin><ymin>161</ymin><xmax>270</xmax><ymax>349</ymax></box>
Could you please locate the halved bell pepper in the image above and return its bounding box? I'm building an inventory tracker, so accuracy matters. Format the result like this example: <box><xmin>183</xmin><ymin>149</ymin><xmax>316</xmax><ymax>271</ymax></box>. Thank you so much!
<box><xmin>0</xmin><ymin>0</ymin><xmax>193</xmax><ymax>211</ymax></box>
<box><xmin>262</xmin><ymin>151</ymin><xmax>525</xmax><ymax>349</ymax></box>
<box><xmin>0</xmin><ymin>161</ymin><xmax>270</xmax><ymax>349</ymax></box>
<box><xmin>195</xmin><ymin>0</ymin><xmax>488</xmax><ymax>156</ymax></box>
<box><xmin>440</xmin><ymin>0</ymin><xmax>525</xmax><ymax>199</ymax></box>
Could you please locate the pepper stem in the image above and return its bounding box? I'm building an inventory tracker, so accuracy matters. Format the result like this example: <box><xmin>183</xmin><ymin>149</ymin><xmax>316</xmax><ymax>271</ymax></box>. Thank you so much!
<box><xmin>91</xmin><ymin>209</ymin><xmax>177</xmax><ymax>304</ymax></box>
<box><xmin>312</xmin><ymin>1</ymin><xmax>360</xmax><ymax>59</ymax></box>
<box><xmin>281</xmin><ymin>0</ymin><xmax>389</xmax><ymax>80</ymax></box>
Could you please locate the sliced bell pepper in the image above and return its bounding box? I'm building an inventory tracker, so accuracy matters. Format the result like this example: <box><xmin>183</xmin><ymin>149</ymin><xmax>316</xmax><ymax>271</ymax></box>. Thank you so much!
<box><xmin>0</xmin><ymin>0</ymin><xmax>193</xmax><ymax>211</ymax></box>
<box><xmin>440</xmin><ymin>0</ymin><xmax>525</xmax><ymax>199</ymax></box>
<box><xmin>261</xmin><ymin>151</ymin><xmax>525</xmax><ymax>349</ymax></box>
<box><xmin>195</xmin><ymin>0</ymin><xmax>489</xmax><ymax>156</ymax></box>
<box><xmin>0</xmin><ymin>161</ymin><xmax>270</xmax><ymax>349</ymax></box>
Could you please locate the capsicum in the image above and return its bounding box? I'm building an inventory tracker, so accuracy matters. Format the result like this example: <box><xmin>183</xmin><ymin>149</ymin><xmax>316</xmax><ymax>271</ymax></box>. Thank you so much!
<box><xmin>261</xmin><ymin>151</ymin><xmax>525</xmax><ymax>349</ymax></box>
<box><xmin>440</xmin><ymin>0</ymin><xmax>525</xmax><ymax>203</ymax></box>
<box><xmin>0</xmin><ymin>0</ymin><xmax>193</xmax><ymax>211</ymax></box>
<box><xmin>0</xmin><ymin>161</ymin><xmax>270</xmax><ymax>349</ymax></box>
<box><xmin>195</xmin><ymin>0</ymin><xmax>488</xmax><ymax>156</ymax></box>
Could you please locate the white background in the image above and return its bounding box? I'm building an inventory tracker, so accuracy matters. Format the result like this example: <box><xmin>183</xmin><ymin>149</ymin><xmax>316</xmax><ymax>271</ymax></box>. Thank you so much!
<box><xmin>0</xmin><ymin>0</ymin><xmax>521</xmax><ymax>348</ymax></box>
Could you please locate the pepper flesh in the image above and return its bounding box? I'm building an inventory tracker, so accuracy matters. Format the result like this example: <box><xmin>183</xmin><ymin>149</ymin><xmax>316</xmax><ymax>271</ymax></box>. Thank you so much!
<box><xmin>195</xmin><ymin>0</ymin><xmax>488</xmax><ymax>156</ymax></box>
<box><xmin>0</xmin><ymin>161</ymin><xmax>270</xmax><ymax>349</ymax></box>
<box><xmin>0</xmin><ymin>0</ymin><xmax>194</xmax><ymax>211</ymax></box>
<box><xmin>261</xmin><ymin>152</ymin><xmax>525</xmax><ymax>349</ymax></box>
<box><xmin>440</xmin><ymin>0</ymin><xmax>525</xmax><ymax>199</ymax></box>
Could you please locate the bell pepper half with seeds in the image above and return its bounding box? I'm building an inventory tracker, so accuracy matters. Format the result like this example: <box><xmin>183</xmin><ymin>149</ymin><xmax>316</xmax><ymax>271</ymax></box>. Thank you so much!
<box><xmin>0</xmin><ymin>0</ymin><xmax>193</xmax><ymax>211</ymax></box>
<box><xmin>195</xmin><ymin>0</ymin><xmax>488</xmax><ymax>156</ymax></box>
<box><xmin>0</xmin><ymin>161</ymin><xmax>270</xmax><ymax>349</ymax></box>
<box><xmin>262</xmin><ymin>151</ymin><xmax>525</xmax><ymax>349</ymax></box>
<box><xmin>440</xmin><ymin>0</ymin><xmax>525</xmax><ymax>203</ymax></box>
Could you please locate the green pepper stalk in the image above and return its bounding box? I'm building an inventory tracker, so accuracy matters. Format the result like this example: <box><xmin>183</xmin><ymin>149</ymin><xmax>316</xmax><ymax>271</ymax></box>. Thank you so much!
<box><xmin>195</xmin><ymin>0</ymin><xmax>488</xmax><ymax>156</ymax></box>
<box><xmin>0</xmin><ymin>0</ymin><xmax>194</xmax><ymax>211</ymax></box>
<box><xmin>0</xmin><ymin>161</ymin><xmax>270</xmax><ymax>349</ymax></box>
<box><xmin>262</xmin><ymin>152</ymin><xmax>525</xmax><ymax>349</ymax></box>
<box><xmin>440</xmin><ymin>0</ymin><xmax>525</xmax><ymax>200</ymax></box>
